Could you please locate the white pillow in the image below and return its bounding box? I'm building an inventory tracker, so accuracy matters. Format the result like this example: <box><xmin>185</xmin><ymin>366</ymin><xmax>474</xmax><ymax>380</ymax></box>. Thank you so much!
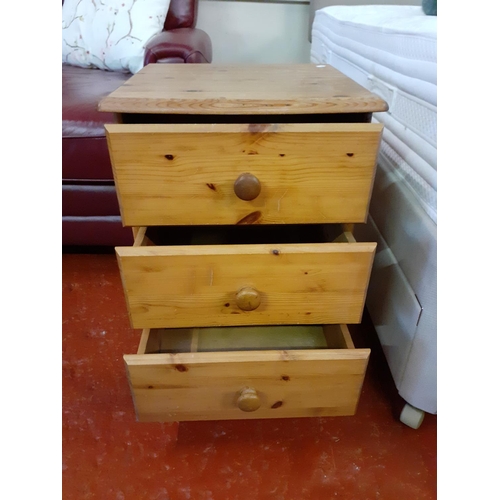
<box><xmin>62</xmin><ymin>0</ymin><xmax>171</xmax><ymax>74</ymax></box>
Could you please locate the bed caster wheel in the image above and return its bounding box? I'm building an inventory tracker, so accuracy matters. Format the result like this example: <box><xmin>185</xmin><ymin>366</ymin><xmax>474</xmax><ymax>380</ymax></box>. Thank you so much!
<box><xmin>400</xmin><ymin>403</ymin><xmax>425</xmax><ymax>429</ymax></box>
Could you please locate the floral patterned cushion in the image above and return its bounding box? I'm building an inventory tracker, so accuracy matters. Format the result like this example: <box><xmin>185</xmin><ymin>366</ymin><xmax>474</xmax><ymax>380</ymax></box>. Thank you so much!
<box><xmin>62</xmin><ymin>0</ymin><xmax>170</xmax><ymax>74</ymax></box>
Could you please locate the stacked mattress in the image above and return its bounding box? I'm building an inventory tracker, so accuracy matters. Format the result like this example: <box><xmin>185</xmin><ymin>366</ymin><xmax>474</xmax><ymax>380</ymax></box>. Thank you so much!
<box><xmin>311</xmin><ymin>6</ymin><xmax>437</xmax><ymax>415</ymax></box>
<box><xmin>311</xmin><ymin>5</ymin><xmax>437</xmax><ymax>223</ymax></box>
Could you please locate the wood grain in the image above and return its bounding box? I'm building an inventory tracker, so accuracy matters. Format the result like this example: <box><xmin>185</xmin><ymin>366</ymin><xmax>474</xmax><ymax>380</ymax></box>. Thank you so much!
<box><xmin>99</xmin><ymin>64</ymin><xmax>388</xmax><ymax>115</ymax></box>
<box><xmin>105</xmin><ymin>122</ymin><xmax>383</xmax><ymax>226</ymax></box>
<box><xmin>124</xmin><ymin>324</ymin><xmax>370</xmax><ymax>422</ymax></box>
<box><xmin>115</xmin><ymin>241</ymin><xmax>376</xmax><ymax>329</ymax></box>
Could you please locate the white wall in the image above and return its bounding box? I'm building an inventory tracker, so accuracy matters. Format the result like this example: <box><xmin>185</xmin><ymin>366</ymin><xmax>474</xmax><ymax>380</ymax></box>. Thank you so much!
<box><xmin>196</xmin><ymin>0</ymin><xmax>312</xmax><ymax>64</ymax></box>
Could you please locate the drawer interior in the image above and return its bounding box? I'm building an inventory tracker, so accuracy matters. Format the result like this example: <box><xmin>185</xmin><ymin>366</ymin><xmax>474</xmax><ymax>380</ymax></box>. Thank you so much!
<box><xmin>119</xmin><ymin>113</ymin><xmax>373</xmax><ymax>125</ymax></box>
<box><xmin>140</xmin><ymin>223</ymin><xmax>350</xmax><ymax>247</ymax></box>
<box><xmin>138</xmin><ymin>324</ymin><xmax>356</xmax><ymax>355</ymax></box>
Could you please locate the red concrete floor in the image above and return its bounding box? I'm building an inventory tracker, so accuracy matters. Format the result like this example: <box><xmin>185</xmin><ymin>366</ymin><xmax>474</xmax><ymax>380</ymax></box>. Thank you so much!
<box><xmin>62</xmin><ymin>253</ymin><xmax>437</xmax><ymax>500</ymax></box>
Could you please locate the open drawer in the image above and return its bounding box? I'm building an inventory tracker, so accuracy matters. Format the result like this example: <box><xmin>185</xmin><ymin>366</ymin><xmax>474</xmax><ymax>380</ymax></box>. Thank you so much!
<box><xmin>125</xmin><ymin>324</ymin><xmax>370</xmax><ymax>422</ymax></box>
<box><xmin>116</xmin><ymin>224</ymin><xmax>376</xmax><ymax>329</ymax></box>
<box><xmin>105</xmin><ymin>122</ymin><xmax>383</xmax><ymax>227</ymax></box>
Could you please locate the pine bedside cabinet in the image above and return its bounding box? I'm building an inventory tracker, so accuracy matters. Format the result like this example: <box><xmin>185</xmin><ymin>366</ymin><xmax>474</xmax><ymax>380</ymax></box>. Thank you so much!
<box><xmin>99</xmin><ymin>64</ymin><xmax>388</xmax><ymax>422</ymax></box>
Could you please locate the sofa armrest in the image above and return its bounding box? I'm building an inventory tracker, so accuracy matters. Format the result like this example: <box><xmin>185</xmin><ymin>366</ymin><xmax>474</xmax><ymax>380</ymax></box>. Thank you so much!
<box><xmin>144</xmin><ymin>28</ymin><xmax>212</xmax><ymax>65</ymax></box>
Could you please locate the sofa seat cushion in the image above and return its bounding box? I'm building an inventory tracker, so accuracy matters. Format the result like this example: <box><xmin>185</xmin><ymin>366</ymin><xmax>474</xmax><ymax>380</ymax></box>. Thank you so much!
<box><xmin>62</xmin><ymin>65</ymin><xmax>130</xmax><ymax>138</ymax></box>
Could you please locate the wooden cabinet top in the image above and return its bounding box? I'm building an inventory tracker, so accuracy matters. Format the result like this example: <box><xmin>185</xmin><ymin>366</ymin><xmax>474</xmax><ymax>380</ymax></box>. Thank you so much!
<box><xmin>98</xmin><ymin>64</ymin><xmax>388</xmax><ymax>115</ymax></box>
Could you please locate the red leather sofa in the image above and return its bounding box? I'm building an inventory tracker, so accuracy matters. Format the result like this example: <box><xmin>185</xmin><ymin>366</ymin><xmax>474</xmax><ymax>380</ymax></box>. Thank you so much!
<box><xmin>62</xmin><ymin>0</ymin><xmax>212</xmax><ymax>247</ymax></box>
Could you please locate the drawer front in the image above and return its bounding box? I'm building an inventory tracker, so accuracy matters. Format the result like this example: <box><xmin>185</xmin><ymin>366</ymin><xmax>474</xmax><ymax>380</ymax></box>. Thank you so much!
<box><xmin>124</xmin><ymin>325</ymin><xmax>370</xmax><ymax>422</ymax></box>
<box><xmin>105</xmin><ymin>123</ymin><xmax>383</xmax><ymax>226</ymax></box>
<box><xmin>116</xmin><ymin>241</ymin><xmax>376</xmax><ymax>329</ymax></box>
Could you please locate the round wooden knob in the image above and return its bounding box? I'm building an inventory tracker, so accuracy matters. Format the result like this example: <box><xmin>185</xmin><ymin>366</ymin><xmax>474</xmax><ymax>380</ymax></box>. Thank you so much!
<box><xmin>234</xmin><ymin>173</ymin><xmax>261</xmax><ymax>201</ymax></box>
<box><xmin>237</xmin><ymin>387</ymin><xmax>261</xmax><ymax>412</ymax></box>
<box><xmin>235</xmin><ymin>287</ymin><xmax>261</xmax><ymax>311</ymax></box>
